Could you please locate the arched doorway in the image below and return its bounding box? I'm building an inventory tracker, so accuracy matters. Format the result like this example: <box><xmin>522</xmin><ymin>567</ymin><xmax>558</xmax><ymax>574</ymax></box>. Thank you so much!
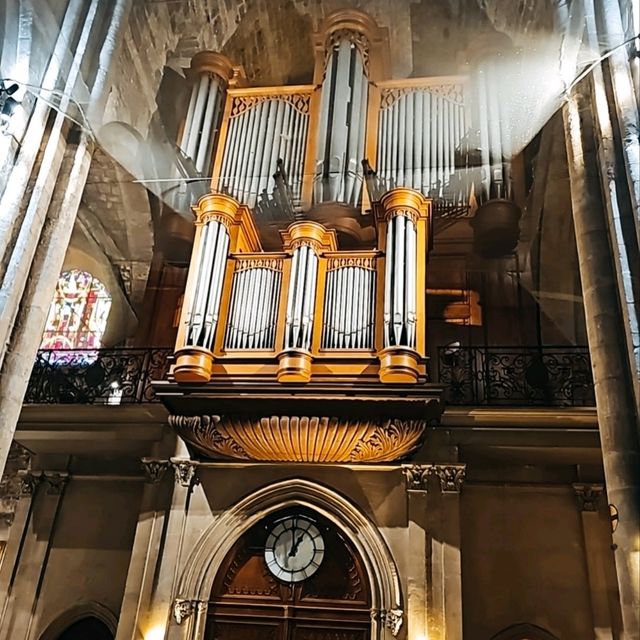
<box><xmin>54</xmin><ymin>616</ymin><xmax>113</xmax><ymax>640</ymax></box>
<box><xmin>206</xmin><ymin>506</ymin><xmax>371</xmax><ymax>640</ymax></box>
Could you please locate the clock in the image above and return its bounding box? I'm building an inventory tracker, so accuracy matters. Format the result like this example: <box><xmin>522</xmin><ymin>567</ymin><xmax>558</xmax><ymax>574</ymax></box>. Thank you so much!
<box><xmin>264</xmin><ymin>515</ymin><xmax>325</xmax><ymax>582</ymax></box>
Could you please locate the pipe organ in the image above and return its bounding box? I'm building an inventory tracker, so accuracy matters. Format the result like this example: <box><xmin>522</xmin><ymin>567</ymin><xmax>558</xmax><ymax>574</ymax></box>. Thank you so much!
<box><xmin>167</xmin><ymin>9</ymin><xmax>521</xmax><ymax>388</ymax></box>
<box><xmin>171</xmin><ymin>187</ymin><xmax>430</xmax><ymax>386</ymax></box>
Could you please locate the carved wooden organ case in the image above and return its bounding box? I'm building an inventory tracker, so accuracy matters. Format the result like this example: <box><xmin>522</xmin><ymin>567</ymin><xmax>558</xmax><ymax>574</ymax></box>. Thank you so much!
<box><xmin>156</xmin><ymin>9</ymin><xmax>516</xmax><ymax>464</ymax></box>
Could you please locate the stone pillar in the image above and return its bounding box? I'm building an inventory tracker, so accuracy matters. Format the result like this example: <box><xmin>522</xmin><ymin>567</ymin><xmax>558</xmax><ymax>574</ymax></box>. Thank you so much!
<box><xmin>142</xmin><ymin>454</ymin><xmax>200</xmax><ymax>640</ymax></box>
<box><xmin>115</xmin><ymin>459</ymin><xmax>173</xmax><ymax>640</ymax></box>
<box><xmin>573</xmin><ymin>483</ymin><xmax>619</xmax><ymax>640</ymax></box>
<box><xmin>426</xmin><ymin>464</ymin><xmax>465</xmax><ymax>640</ymax></box>
<box><xmin>563</xmin><ymin>84</ymin><xmax>640</xmax><ymax>639</ymax></box>
<box><xmin>0</xmin><ymin>472</ymin><xmax>68</xmax><ymax>640</ymax></box>
<box><xmin>403</xmin><ymin>465</ymin><xmax>430</xmax><ymax>640</ymax></box>
<box><xmin>403</xmin><ymin>463</ymin><xmax>465</xmax><ymax>640</ymax></box>
<box><xmin>0</xmin><ymin>0</ymin><xmax>133</xmax><ymax>477</ymax></box>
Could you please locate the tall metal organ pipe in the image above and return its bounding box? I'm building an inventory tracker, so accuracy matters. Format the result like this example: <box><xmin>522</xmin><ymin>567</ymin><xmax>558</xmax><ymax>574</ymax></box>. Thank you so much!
<box><xmin>184</xmin><ymin>220</ymin><xmax>230</xmax><ymax>351</ymax></box>
<box><xmin>180</xmin><ymin>52</ymin><xmax>231</xmax><ymax>177</ymax></box>
<box><xmin>284</xmin><ymin>244</ymin><xmax>319</xmax><ymax>350</ymax></box>
<box><xmin>314</xmin><ymin>32</ymin><xmax>369</xmax><ymax>207</ymax></box>
<box><xmin>383</xmin><ymin>213</ymin><xmax>417</xmax><ymax>348</ymax></box>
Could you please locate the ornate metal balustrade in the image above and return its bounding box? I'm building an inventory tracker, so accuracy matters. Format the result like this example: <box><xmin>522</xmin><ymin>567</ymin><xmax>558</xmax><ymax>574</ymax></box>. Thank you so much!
<box><xmin>25</xmin><ymin>348</ymin><xmax>172</xmax><ymax>405</ymax></box>
<box><xmin>437</xmin><ymin>346</ymin><xmax>595</xmax><ymax>407</ymax></box>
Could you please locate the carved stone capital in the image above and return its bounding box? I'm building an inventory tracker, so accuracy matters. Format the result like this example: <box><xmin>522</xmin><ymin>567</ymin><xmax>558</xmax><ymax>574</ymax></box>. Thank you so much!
<box><xmin>43</xmin><ymin>472</ymin><xmax>69</xmax><ymax>495</ymax></box>
<box><xmin>379</xmin><ymin>608</ymin><xmax>403</xmax><ymax>637</ymax></box>
<box><xmin>17</xmin><ymin>470</ymin><xmax>43</xmax><ymax>497</ymax></box>
<box><xmin>403</xmin><ymin>464</ymin><xmax>431</xmax><ymax>491</ymax></box>
<box><xmin>173</xmin><ymin>598</ymin><xmax>194</xmax><ymax>625</ymax></box>
<box><xmin>171</xmin><ymin>458</ymin><xmax>199</xmax><ymax>488</ymax></box>
<box><xmin>141</xmin><ymin>458</ymin><xmax>171</xmax><ymax>484</ymax></box>
<box><xmin>572</xmin><ymin>483</ymin><xmax>605</xmax><ymax>512</ymax></box>
<box><xmin>429</xmin><ymin>464</ymin><xmax>466</xmax><ymax>493</ymax></box>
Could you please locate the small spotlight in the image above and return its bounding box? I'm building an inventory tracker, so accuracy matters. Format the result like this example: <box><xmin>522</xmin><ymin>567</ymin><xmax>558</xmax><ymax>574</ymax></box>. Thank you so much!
<box><xmin>0</xmin><ymin>82</ymin><xmax>20</xmax><ymax>126</ymax></box>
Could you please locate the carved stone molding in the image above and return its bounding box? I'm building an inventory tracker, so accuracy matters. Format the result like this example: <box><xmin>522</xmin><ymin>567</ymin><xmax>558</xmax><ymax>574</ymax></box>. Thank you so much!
<box><xmin>572</xmin><ymin>483</ymin><xmax>605</xmax><ymax>512</ymax></box>
<box><xmin>170</xmin><ymin>414</ymin><xmax>427</xmax><ymax>463</ymax></box>
<box><xmin>173</xmin><ymin>598</ymin><xmax>207</xmax><ymax>625</ymax></box>
<box><xmin>173</xmin><ymin>598</ymin><xmax>193</xmax><ymax>625</ymax></box>
<box><xmin>429</xmin><ymin>464</ymin><xmax>466</xmax><ymax>493</ymax></box>
<box><xmin>171</xmin><ymin>458</ymin><xmax>199</xmax><ymax>488</ymax></box>
<box><xmin>403</xmin><ymin>464</ymin><xmax>431</xmax><ymax>491</ymax></box>
<box><xmin>141</xmin><ymin>458</ymin><xmax>171</xmax><ymax>484</ymax></box>
<box><xmin>43</xmin><ymin>472</ymin><xmax>69</xmax><ymax>495</ymax></box>
<box><xmin>372</xmin><ymin>608</ymin><xmax>403</xmax><ymax>637</ymax></box>
<box><xmin>18</xmin><ymin>470</ymin><xmax>43</xmax><ymax>496</ymax></box>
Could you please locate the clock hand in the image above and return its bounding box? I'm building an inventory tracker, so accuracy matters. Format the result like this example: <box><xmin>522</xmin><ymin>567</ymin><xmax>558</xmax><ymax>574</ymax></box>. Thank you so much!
<box><xmin>289</xmin><ymin>533</ymin><xmax>305</xmax><ymax>557</ymax></box>
<box><xmin>288</xmin><ymin>518</ymin><xmax>298</xmax><ymax>557</ymax></box>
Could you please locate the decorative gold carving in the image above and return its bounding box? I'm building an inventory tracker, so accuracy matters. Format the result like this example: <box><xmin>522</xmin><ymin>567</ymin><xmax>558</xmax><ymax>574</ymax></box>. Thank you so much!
<box><xmin>380</xmin><ymin>83</ymin><xmax>465</xmax><ymax>110</ymax></box>
<box><xmin>170</xmin><ymin>415</ymin><xmax>427</xmax><ymax>463</ymax></box>
<box><xmin>429</xmin><ymin>464</ymin><xmax>466</xmax><ymax>493</ymax></box>
<box><xmin>573</xmin><ymin>483</ymin><xmax>605</xmax><ymax>512</ymax></box>
<box><xmin>403</xmin><ymin>464</ymin><xmax>430</xmax><ymax>491</ymax></box>
<box><xmin>327</xmin><ymin>256</ymin><xmax>376</xmax><ymax>271</ymax></box>
<box><xmin>281</xmin><ymin>221</ymin><xmax>338</xmax><ymax>254</ymax></box>
<box><xmin>230</xmin><ymin>93</ymin><xmax>310</xmax><ymax>118</ymax></box>
<box><xmin>235</xmin><ymin>257</ymin><xmax>283</xmax><ymax>273</ymax></box>
<box><xmin>141</xmin><ymin>458</ymin><xmax>171</xmax><ymax>484</ymax></box>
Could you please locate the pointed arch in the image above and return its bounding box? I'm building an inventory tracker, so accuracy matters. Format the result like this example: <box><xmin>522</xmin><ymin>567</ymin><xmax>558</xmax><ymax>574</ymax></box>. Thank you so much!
<box><xmin>177</xmin><ymin>478</ymin><xmax>403</xmax><ymax>637</ymax></box>
<box><xmin>490</xmin><ymin>622</ymin><xmax>560</xmax><ymax>640</ymax></box>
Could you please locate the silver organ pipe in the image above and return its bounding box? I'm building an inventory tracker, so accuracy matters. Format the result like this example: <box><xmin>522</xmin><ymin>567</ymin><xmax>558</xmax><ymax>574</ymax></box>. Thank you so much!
<box><xmin>314</xmin><ymin>33</ymin><xmax>369</xmax><ymax>206</ymax></box>
<box><xmin>219</xmin><ymin>95</ymin><xmax>310</xmax><ymax>209</ymax></box>
<box><xmin>377</xmin><ymin>85</ymin><xmax>467</xmax><ymax>202</ymax></box>
<box><xmin>284</xmin><ymin>245</ymin><xmax>319</xmax><ymax>350</ymax></box>
<box><xmin>185</xmin><ymin>220</ymin><xmax>230</xmax><ymax>350</ymax></box>
<box><xmin>383</xmin><ymin>213</ymin><xmax>417</xmax><ymax>349</ymax></box>
<box><xmin>179</xmin><ymin>70</ymin><xmax>227</xmax><ymax>179</ymax></box>
<box><xmin>225</xmin><ymin>259</ymin><xmax>283</xmax><ymax>350</ymax></box>
<box><xmin>322</xmin><ymin>259</ymin><xmax>376</xmax><ymax>350</ymax></box>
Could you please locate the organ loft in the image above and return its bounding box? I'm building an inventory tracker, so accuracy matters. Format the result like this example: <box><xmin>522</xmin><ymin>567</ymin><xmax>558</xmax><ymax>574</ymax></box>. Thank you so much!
<box><xmin>1</xmin><ymin>3</ymin><xmax>638</xmax><ymax>640</ymax></box>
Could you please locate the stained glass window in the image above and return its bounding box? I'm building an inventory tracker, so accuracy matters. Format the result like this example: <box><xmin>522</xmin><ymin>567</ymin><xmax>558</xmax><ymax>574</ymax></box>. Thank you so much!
<box><xmin>40</xmin><ymin>270</ymin><xmax>112</xmax><ymax>351</ymax></box>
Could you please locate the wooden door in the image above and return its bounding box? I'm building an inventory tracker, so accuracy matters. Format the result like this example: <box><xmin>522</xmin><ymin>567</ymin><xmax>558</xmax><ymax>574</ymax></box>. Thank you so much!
<box><xmin>206</xmin><ymin>507</ymin><xmax>371</xmax><ymax>640</ymax></box>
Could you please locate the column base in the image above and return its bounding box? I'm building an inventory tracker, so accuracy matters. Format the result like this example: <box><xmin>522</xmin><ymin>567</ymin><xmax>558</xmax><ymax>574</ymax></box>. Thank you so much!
<box><xmin>378</xmin><ymin>346</ymin><xmax>420</xmax><ymax>384</ymax></box>
<box><xmin>173</xmin><ymin>346</ymin><xmax>214</xmax><ymax>383</ymax></box>
<box><xmin>277</xmin><ymin>349</ymin><xmax>313</xmax><ymax>383</ymax></box>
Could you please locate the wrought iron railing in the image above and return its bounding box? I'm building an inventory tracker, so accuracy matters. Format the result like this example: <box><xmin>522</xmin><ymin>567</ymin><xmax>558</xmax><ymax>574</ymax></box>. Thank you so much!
<box><xmin>437</xmin><ymin>346</ymin><xmax>595</xmax><ymax>407</ymax></box>
<box><xmin>25</xmin><ymin>348</ymin><xmax>172</xmax><ymax>405</ymax></box>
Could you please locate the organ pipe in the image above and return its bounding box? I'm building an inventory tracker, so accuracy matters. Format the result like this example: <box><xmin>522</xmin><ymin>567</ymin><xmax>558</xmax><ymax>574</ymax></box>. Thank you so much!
<box><xmin>180</xmin><ymin>52</ymin><xmax>233</xmax><ymax>178</ymax></box>
<box><xmin>314</xmin><ymin>31</ymin><xmax>369</xmax><ymax>207</ymax></box>
<box><xmin>219</xmin><ymin>94</ymin><xmax>310</xmax><ymax>208</ymax></box>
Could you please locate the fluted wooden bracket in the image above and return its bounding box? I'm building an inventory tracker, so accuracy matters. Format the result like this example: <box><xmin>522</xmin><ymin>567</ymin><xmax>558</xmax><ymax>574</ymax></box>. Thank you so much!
<box><xmin>192</xmin><ymin>192</ymin><xmax>261</xmax><ymax>253</ymax></box>
<box><xmin>280</xmin><ymin>220</ymin><xmax>338</xmax><ymax>254</ymax></box>
<box><xmin>312</xmin><ymin>9</ymin><xmax>390</xmax><ymax>84</ymax></box>
<box><xmin>189</xmin><ymin>51</ymin><xmax>236</xmax><ymax>86</ymax></box>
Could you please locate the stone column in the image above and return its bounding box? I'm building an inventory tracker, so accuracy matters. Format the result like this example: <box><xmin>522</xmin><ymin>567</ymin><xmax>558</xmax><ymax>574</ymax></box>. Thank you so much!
<box><xmin>115</xmin><ymin>459</ymin><xmax>173</xmax><ymax>640</ymax></box>
<box><xmin>573</xmin><ymin>483</ymin><xmax>620</xmax><ymax>640</ymax></box>
<box><xmin>563</xmin><ymin>83</ymin><xmax>640</xmax><ymax>639</ymax></box>
<box><xmin>0</xmin><ymin>472</ymin><xmax>68</xmax><ymax>640</ymax></box>
<box><xmin>0</xmin><ymin>471</ymin><xmax>42</xmax><ymax>603</ymax></box>
<box><xmin>426</xmin><ymin>464</ymin><xmax>465</xmax><ymax>640</ymax></box>
<box><xmin>402</xmin><ymin>465</ymin><xmax>430</xmax><ymax>640</ymax></box>
<box><xmin>143</xmin><ymin>454</ymin><xmax>200</xmax><ymax>640</ymax></box>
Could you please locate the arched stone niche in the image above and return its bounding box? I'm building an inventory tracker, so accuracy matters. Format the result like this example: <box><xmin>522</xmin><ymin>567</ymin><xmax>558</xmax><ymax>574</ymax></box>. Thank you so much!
<box><xmin>173</xmin><ymin>478</ymin><xmax>404</xmax><ymax>640</ymax></box>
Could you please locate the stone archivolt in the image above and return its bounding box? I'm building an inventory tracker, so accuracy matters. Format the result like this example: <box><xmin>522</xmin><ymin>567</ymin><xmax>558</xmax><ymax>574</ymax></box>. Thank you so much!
<box><xmin>169</xmin><ymin>415</ymin><xmax>426</xmax><ymax>463</ymax></box>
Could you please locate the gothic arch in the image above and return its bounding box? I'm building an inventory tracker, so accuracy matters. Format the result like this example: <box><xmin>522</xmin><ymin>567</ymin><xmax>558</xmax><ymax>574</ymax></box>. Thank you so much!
<box><xmin>177</xmin><ymin>478</ymin><xmax>403</xmax><ymax>637</ymax></box>
<box><xmin>490</xmin><ymin>622</ymin><xmax>560</xmax><ymax>640</ymax></box>
<box><xmin>37</xmin><ymin>602</ymin><xmax>117</xmax><ymax>640</ymax></box>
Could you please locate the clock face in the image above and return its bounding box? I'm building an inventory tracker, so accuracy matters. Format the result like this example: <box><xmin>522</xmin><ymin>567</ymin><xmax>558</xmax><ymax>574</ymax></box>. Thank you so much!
<box><xmin>264</xmin><ymin>515</ymin><xmax>325</xmax><ymax>583</ymax></box>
